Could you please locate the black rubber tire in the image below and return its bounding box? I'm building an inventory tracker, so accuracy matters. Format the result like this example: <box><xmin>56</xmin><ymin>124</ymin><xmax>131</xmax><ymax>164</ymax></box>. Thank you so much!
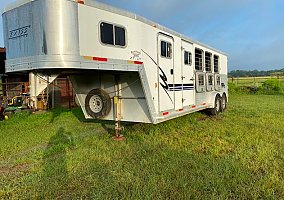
<box><xmin>209</xmin><ymin>95</ymin><xmax>222</xmax><ymax>115</ymax></box>
<box><xmin>221</xmin><ymin>94</ymin><xmax>227</xmax><ymax>112</ymax></box>
<box><xmin>85</xmin><ymin>89</ymin><xmax>111</xmax><ymax>119</ymax></box>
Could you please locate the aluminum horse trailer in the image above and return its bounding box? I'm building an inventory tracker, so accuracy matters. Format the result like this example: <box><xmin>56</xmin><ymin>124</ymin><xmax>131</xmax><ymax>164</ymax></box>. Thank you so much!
<box><xmin>2</xmin><ymin>0</ymin><xmax>228</xmax><ymax>132</ymax></box>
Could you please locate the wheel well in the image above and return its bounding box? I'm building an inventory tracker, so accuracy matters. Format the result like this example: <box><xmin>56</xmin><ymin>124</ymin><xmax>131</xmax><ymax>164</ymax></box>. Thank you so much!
<box><xmin>209</xmin><ymin>93</ymin><xmax>221</xmax><ymax>108</ymax></box>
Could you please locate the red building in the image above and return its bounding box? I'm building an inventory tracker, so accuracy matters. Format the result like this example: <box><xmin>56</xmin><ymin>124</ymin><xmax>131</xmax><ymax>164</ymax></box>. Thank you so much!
<box><xmin>0</xmin><ymin>48</ymin><xmax>6</xmax><ymax>97</ymax></box>
<box><xmin>0</xmin><ymin>48</ymin><xmax>5</xmax><ymax>74</ymax></box>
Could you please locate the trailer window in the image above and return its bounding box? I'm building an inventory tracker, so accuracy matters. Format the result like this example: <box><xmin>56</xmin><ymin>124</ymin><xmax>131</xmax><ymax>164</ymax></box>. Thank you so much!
<box><xmin>208</xmin><ymin>75</ymin><xmax>213</xmax><ymax>85</ymax></box>
<box><xmin>161</xmin><ymin>41</ymin><xmax>172</xmax><ymax>58</ymax></box>
<box><xmin>184</xmin><ymin>51</ymin><xmax>192</xmax><ymax>65</ymax></box>
<box><xmin>100</xmin><ymin>23</ymin><xmax>114</xmax><ymax>45</ymax></box>
<box><xmin>115</xmin><ymin>26</ymin><xmax>126</xmax><ymax>46</ymax></box>
<box><xmin>214</xmin><ymin>55</ymin><xmax>219</xmax><ymax>73</ymax></box>
<box><xmin>195</xmin><ymin>48</ymin><xmax>203</xmax><ymax>71</ymax></box>
<box><xmin>216</xmin><ymin>76</ymin><xmax>221</xmax><ymax>85</ymax></box>
<box><xmin>215</xmin><ymin>75</ymin><xmax>221</xmax><ymax>91</ymax></box>
<box><xmin>198</xmin><ymin>74</ymin><xmax>205</xmax><ymax>86</ymax></box>
<box><xmin>205</xmin><ymin>52</ymin><xmax>212</xmax><ymax>72</ymax></box>
<box><xmin>100</xmin><ymin>22</ymin><xmax>126</xmax><ymax>47</ymax></box>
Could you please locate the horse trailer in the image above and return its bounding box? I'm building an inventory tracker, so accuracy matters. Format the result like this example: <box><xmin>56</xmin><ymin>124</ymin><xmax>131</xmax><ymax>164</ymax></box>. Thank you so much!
<box><xmin>2</xmin><ymin>0</ymin><xmax>228</xmax><ymax>127</ymax></box>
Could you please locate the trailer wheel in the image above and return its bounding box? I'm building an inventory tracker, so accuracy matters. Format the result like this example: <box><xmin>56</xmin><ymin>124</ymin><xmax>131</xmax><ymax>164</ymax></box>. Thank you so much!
<box><xmin>209</xmin><ymin>95</ymin><xmax>222</xmax><ymax>115</ymax></box>
<box><xmin>221</xmin><ymin>94</ymin><xmax>227</xmax><ymax>112</ymax></box>
<box><xmin>85</xmin><ymin>89</ymin><xmax>111</xmax><ymax>119</ymax></box>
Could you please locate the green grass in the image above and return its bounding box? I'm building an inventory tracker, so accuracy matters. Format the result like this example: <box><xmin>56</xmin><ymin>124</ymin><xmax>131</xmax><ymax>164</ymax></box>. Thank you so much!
<box><xmin>0</xmin><ymin>94</ymin><xmax>284</xmax><ymax>199</ymax></box>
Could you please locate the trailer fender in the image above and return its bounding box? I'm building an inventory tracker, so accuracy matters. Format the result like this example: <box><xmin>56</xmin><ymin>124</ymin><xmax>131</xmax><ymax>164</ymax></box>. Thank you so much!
<box><xmin>85</xmin><ymin>89</ymin><xmax>111</xmax><ymax>119</ymax></box>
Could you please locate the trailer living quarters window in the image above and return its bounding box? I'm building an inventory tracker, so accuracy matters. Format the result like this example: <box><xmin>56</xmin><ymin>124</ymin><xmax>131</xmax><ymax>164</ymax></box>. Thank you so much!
<box><xmin>184</xmin><ymin>51</ymin><xmax>192</xmax><ymax>65</ymax></box>
<box><xmin>100</xmin><ymin>22</ymin><xmax>126</xmax><ymax>47</ymax></box>
<box><xmin>195</xmin><ymin>48</ymin><xmax>203</xmax><ymax>71</ymax></box>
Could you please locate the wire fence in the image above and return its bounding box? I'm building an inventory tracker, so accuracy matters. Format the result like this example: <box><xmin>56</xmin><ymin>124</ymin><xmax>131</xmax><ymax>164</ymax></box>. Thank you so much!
<box><xmin>228</xmin><ymin>76</ymin><xmax>284</xmax><ymax>87</ymax></box>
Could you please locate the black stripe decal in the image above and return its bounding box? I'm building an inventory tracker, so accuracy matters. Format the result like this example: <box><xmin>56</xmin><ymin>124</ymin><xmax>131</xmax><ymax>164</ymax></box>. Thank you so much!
<box><xmin>168</xmin><ymin>88</ymin><xmax>194</xmax><ymax>91</ymax></box>
<box><xmin>168</xmin><ymin>84</ymin><xmax>194</xmax><ymax>87</ymax></box>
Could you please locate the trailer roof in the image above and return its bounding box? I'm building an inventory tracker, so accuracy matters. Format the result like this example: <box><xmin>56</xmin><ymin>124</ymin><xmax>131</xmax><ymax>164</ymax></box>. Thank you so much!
<box><xmin>3</xmin><ymin>0</ymin><xmax>226</xmax><ymax>55</ymax></box>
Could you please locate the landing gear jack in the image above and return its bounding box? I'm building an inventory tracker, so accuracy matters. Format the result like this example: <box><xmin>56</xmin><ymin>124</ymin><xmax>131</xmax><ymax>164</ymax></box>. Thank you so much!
<box><xmin>113</xmin><ymin>120</ymin><xmax>125</xmax><ymax>141</ymax></box>
<box><xmin>113</xmin><ymin>96</ymin><xmax>125</xmax><ymax>141</ymax></box>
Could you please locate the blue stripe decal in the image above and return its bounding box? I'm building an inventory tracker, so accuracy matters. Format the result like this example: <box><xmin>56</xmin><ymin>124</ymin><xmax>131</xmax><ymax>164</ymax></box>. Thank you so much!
<box><xmin>167</xmin><ymin>83</ymin><xmax>195</xmax><ymax>91</ymax></box>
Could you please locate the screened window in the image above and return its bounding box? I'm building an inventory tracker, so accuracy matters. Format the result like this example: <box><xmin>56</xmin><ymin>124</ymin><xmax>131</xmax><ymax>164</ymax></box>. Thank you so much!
<box><xmin>198</xmin><ymin>74</ymin><xmax>205</xmax><ymax>86</ymax></box>
<box><xmin>214</xmin><ymin>55</ymin><xmax>219</xmax><ymax>73</ymax></box>
<box><xmin>161</xmin><ymin>41</ymin><xmax>172</xmax><ymax>58</ymax></box>
<box><xmin>100</xmin><ymin>22</ymin><xmax>126</xmax><ymax>47</ymax></box>
<box><xmin>205</xmin><ymin>52</ymin><xmax>212</xmax><ymax>72</ymax></box>
<box><xmin>208</xmin><ymin>75</ymin><xmax>213</xmax><ymax>86</ymax></box>
<box><xmin>184</xmin><ymin>51</ymin><xmax>192</xmax><ymax>65</ymax></box>
<box><xmin>216</xmin><ymin>76</ymin><xmax>221</xmax><ymax>86</ymax></box>
<box><xmin>195</xmin><ymin>48</ymin><xmax>203</xmax><ymax>71</ymax></box>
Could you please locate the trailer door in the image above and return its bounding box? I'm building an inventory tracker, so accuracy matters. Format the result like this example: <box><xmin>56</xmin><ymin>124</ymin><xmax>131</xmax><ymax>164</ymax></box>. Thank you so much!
<box><xmin>158</xmin><ymin>34</ymin><xmax>174</xmax><ymax>112</ymax></box>
<box><xmin>181</xmin><ymin>41</ymin><xmax>195</xmax><ymax>106</ymax></box>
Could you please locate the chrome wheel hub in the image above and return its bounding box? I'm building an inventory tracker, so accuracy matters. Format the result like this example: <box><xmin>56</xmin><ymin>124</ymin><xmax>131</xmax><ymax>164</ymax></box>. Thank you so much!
<box><xmin>89</xmin><ymin>95</ymin><xmax>103</xmax><ymax>113</ymax></box>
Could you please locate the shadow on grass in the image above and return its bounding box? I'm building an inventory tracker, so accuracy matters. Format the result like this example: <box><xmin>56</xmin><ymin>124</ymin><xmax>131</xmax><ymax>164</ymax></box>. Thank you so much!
<box><xmin>49</xmin><ymin>108</ymin><xmax>71</xmax><ymax>123</ymax></box>
<box><xmin>61</xmin><ymin>140</ymin><xmax>267</xmax><ymax>199</ymax></box>
<box><xmin>40</xmin><ymin>127</ymin><xmax>74</xmax><ymax>198</ymax></box>
<box><xmin>70</xmin><ymin>107</ymin><xmax>137</xmax><ymax>137</ymax></box>
<box><xmin>34</xmin><ymin>107</ymin><xmax>282</xmax><ymax>199</ymax></box>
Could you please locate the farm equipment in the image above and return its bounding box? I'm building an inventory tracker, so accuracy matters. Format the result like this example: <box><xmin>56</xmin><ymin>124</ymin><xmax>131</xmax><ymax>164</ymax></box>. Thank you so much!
<box><xmin>0</xmin><ymin>94</ymin><xmax>32</xmax><ymax>118</ymax></box>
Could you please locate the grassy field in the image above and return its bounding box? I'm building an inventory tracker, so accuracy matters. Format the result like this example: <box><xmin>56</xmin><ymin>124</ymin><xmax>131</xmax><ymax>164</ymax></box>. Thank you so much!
<box><xmin>228</xmin><ymin>76</ymin><xmax>284</xmax><ymax>87</ymax></box>
<box><xmin>0</xmin><ymin>94</ymin><xmax>284</xmax><ymax>199</ymax></box>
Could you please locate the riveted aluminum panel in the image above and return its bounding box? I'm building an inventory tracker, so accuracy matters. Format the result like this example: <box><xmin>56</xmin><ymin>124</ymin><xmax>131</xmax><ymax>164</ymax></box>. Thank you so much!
<box><xmin>3</xmin><ymin>0</ymin><xmax>79</xmax><ymax>60</ymax></box>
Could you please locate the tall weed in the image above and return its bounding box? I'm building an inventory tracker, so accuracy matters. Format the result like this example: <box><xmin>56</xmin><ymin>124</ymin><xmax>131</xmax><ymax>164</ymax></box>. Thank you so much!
<box><xmin>256</xmin><ymin>79</ymin><xmax>284</xmax><ymax>95</ymax></box>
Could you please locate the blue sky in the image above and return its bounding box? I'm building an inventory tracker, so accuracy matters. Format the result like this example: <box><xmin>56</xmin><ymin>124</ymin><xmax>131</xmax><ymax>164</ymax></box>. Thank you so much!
<box><xmin>0</xmin><ymin>0</ymin><xmax>284</xmax><ymax>71</ymax></box>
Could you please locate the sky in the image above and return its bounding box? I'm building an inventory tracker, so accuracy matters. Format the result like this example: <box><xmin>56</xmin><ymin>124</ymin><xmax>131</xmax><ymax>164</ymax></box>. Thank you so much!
<box><xmin>0</xmin><ymin>0</ymin><xmax>284</xmax><ymax>71</ymax></box>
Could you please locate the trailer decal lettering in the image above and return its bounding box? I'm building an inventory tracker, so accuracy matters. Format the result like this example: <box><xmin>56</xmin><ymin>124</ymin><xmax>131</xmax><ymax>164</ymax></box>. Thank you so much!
<box><xmin>8</xmin><ymin>25</ymin><xmax>31</xmax><ymax>40</ymax></box>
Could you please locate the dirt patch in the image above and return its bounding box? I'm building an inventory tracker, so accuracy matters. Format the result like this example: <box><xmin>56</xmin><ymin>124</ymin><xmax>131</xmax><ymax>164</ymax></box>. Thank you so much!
<box><xmin>0</xmin><ymin>163</ymin><xmax>30</xmax><ymax>175</ymax></box>
<box><xmin>197</xmin><ymin>115</ymin><xmax>209</xmax><ymax>121</ymax></box>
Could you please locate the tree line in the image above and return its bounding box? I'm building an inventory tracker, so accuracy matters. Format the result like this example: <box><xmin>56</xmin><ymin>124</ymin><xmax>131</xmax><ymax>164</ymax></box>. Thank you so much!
<box><xmin>229</xmin><ymin>68</ymin><xmax>284</xmax><ymax>77</ymax></box>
